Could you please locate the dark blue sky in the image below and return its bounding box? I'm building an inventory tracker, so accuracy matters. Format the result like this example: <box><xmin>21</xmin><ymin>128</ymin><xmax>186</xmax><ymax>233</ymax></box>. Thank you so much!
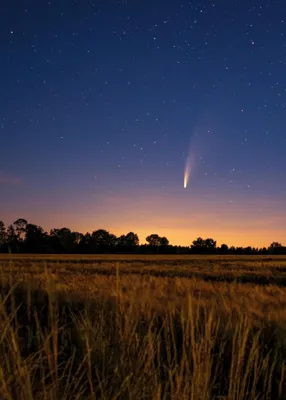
<box><xmin>1</xmin><ymin>0</ymin><xmax>286</xmax><ymax>246</ymax></box>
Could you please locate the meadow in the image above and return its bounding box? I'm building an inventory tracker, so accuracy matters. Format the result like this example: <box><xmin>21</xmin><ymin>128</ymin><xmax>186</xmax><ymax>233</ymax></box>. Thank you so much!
<box><xmin>0</xmin><ymin>254</ymin><xmax>286</xmax><ymax>399</ymax></box>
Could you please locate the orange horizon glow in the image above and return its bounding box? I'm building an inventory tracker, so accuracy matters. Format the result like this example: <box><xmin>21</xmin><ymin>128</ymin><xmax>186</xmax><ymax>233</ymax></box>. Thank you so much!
<box><xmin>2</xmin><ymin>219</ymin><xmax>285</xmax><ymax>248</ymax></box>
<box><xmin>3</xmin><ymin>187</ymin><xmax>285</xmax><ymax>249</ymax></box>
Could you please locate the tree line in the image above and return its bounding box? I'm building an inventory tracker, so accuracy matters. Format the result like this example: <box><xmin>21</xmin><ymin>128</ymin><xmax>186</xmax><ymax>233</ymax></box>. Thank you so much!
<box><xmin>0</xmin><ymin>218</ymin><xmax>285</xmax><ymax>255</ymax></box>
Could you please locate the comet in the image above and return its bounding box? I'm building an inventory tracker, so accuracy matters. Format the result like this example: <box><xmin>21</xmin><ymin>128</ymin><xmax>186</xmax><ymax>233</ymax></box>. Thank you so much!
<box><xmin>183</xmin><ymin>153</ymin><xmax>193</xmax><ymax>188</ymax></box>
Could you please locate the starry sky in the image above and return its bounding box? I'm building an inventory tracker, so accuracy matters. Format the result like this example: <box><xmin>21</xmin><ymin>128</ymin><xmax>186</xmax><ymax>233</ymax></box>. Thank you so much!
<box><xmin>1</xmin><ymin>0</ymin><xmax>286</xmax><ymax>247</ymax></box>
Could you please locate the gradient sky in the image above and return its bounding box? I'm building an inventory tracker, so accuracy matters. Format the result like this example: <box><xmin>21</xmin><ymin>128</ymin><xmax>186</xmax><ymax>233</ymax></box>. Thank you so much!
<box><xmin>1</xmin><ymin>0</ymin><xmax>286</xmax><ymax>247</ymax></box>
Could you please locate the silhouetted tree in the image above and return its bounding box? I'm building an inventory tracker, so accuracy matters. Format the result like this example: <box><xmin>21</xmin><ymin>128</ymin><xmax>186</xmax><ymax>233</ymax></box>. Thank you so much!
<box><xmin>77</xmin><ymin>233</ymin><xmax>91</xmax><ymax>253</ymax></box>
<box><xmin>146</xmin><ymin>234</ymin><xmax>162</xmax><ymax>247</ymax></box>
<box><xmin>91</xmin><ymin>229</ymin><xmax>117</xmax><ymax>253</ymax></box>
<box><xmin>191</xmin><ymin>237</ymin><xmax>216</xmax><ymax>254</ymax></box>
<box><xmin>25</xmin><ymin>224</ymin><xmax>48</xmax><ymax>253</ymax></box>
<box><xmin>145</xmin><ymin>234</ymin><xmax>170</xmax><ymax>253</ymax></box>
<box><xmin>260</xmin><ymin>247</ymin><xmax>267</xmax><ymax>255</ymax></box>
<box><xmin>49</xmin><ymin>228</ymin><xmax>78</xmax><ymax>253</ymax></box>
<box><xmin>73</xmin><ymin>232</ymin><xmax>84</xmax><ymax>245</ymax></box>
<box><xmin>270</xmin><ymin>242</ymin><xmax>282</xmax><ymax>249</ymax></box>
<box><xmin>0</xmin><ymin>221</ymin><xmax>6</xmax><ymax>251</ymax></box>
<box><xmin>244</xmin><ymin>246</ymin><xmax>253</xmax><ymax>255</ymax></box>
<box><xmin>205</xmin><ymin>238</ymin><xmax>217</xmax><ymax>251</ymax></box>
<box><xmin>269</xmin><ymin>242</ymin><xmax>284</xmax><ymax>255</ymax></box>
<box><xmin>117</xmin><ymin>232</ymin><xmax>139</xmax><ymax>250</ymax></box>
<box><xmin>160</xmin><ymin>236</ymin><xmax>169</xmax><ymax>246</ymax></box>
<box><xmin>6</xmin><ymin>224</ymin><xmax>19</xmax><ymax>253</ymax></box>
<box><xmin>13</xmin><ymin>218</ymin><xmax>28</xmax><ymax>240</ymax></box>
<box><xmin>228</xmin><ymin>246</ymin><xmax>235</xmax><ymax>254</ymax></box>
<box><xmin>220</xmin><ymin>243</ymin><xmax>229</xmax><ymax>254</ymax></box>
<box><xmin>192</xmin><ymin>237</ymin><xmax>204</xmax><ymax>247</ymax></box>
<box><xmin>1</xmin><ymin>217</ymin><xmax>286</xmax><ymax>255</ymax></box>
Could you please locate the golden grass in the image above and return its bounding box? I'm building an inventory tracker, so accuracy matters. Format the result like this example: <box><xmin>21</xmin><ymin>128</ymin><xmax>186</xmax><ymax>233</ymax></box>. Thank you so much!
<box><xmin>0</xmin><ymin>255</ymin><xmax>285</xmax><ymax>398</ymax></box>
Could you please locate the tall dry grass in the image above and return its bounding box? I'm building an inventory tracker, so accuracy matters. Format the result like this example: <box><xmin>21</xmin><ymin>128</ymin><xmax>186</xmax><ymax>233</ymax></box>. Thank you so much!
<box><xmin>0</xmin><ymin>263</ymin><xmax>285</xmax><ymax>399</ymax></box>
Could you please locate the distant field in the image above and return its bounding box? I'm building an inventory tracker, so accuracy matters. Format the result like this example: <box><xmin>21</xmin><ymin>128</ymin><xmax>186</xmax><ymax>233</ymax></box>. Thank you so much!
<box><xmin>0</xmin><ymin>254</ymin><xmax>286</xmax><ymax>398</ymax></box>
<box><xmin>1</xmin><ymin>253</ymin><xmax>286</xmax><ymax>287</ymax></box>
<box><xmin>1</xmin><ymin>253</ymin><xmax>286</xmax><ymax>319</ymax></box>
<box><xmin>1</xmin><ymin>253</ymin><xmax>286</xmax><ymax>261</ymax></box>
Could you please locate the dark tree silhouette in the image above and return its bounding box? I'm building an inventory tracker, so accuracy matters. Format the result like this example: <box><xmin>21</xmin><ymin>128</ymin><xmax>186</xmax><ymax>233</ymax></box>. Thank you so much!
<box><xmin>49</xmin><ymin>228</ymin><xmax>78</xmax><ymax>253</ymax></box>
<box><xmin>6</xmin><ymin>224</ymin><xmax>19</xmax><ymax>253</ymax></box>
<box><xmin>269</xmin><ymin>242</ymin><xmax>285</xmax><ymax>255</ymax></box>
<box><xmin>191</xmin><ymin>237</ymin><xmax>216</xmax><ymax>254</ymax></box>
<box><xmin>118</xmin><ymin>232</ymin><xmax>139</xmax><ymax>249</ymax></box>
<box><xmin>73</xmin><ymin>232</ymin><xmax>84</xmax><ymax>245</ymax></box>
<box><xmin>191</xmin><ymin>237</ymin><xmax>204</xmax><ymax>248</ymax></box>
<box><xmin>244</xmin><ymin>246</ymin><xmax>253</xmax><ymax>255</ymax></box>
<box><xmin>160</xmin><ymin>236</ymin><xmax>169</xmax><ymax>246</ymax></box>
<box><xmin>0</xmin><ymin>221</ymin><xmax>6</xmax><ymax>250</ymax></box>
<box><xmin>91</xmin><ymin>229</ymin><xmax>117</xmax><ymax>252</ymax></box>
<box><xmin>13</xmin><ymin>218</ymin><xmax>28</xmax><ymax>240</ymax></box>
<box><xmin>78</xmin><ymin>233</ymin><xmax>91</xmax><ymax>253</ymax></box>
<box><xmin>270</xmin><ymin>242</ymin><xmax>283</xmax><ymax>249</ymax></box>
<box><xmin>146</xmin><ymin>234</ymin><xmax>162</xmax><ymax>247</ymax></box>
<box><xmin>205</xmin><ymin>238</ymin><xmax>217</xmax><ymax>251</ymax></box>
<box><xmin>145</xmin><ymin>234</ymin><xmax>170</xmax><ymax>253</ymax></box>
<box><xmin>0</xmin><ymin>217</ymin><xmax>285</xmax><ymax>255</ymax></box>
<box><xmin>220</xmin><ymin>243</ymin><xmax>229</xmax><ymax>254</ymax></box>
<box><xmin>25</xmin><ymin>224</ymin><xmax>48</xmax><ymax>253</ymax></box>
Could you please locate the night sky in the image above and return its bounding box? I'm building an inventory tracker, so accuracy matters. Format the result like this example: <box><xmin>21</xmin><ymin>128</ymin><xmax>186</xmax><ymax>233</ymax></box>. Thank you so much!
<box><xmin>1</xmin><ymin>0</ymin><xmax>286</xmax><ymax>247</ymax></box>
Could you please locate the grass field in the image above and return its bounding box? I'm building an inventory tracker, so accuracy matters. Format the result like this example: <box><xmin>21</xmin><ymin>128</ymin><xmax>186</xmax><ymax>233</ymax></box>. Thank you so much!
<box><xmin>0</xmin><ymin>254</ymin><xmax>286</xmax><ymax>399</ymax></box>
